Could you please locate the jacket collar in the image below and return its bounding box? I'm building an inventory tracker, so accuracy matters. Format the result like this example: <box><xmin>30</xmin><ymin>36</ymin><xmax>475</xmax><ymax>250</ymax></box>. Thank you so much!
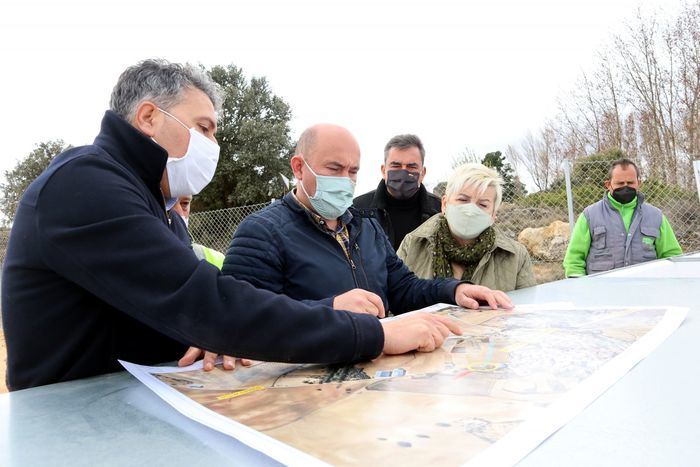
<box><xmin>371</xmin><ymin>179</ymin><xmax>433</xmax><ymax>213</ymax></box>
<box><xmin>93</xmin><ymin>110</ymin><xmax>169</xmax><ymax>207</ymax></box>
<box><xmin>412</xmin><ymin>213</ymin><xmax>518</xmax><ymax>255</ymax></box>
<box><xmin>492</xmin><ymin>228</ymin><xmax>519</xmax><ymax>255</ymax></box>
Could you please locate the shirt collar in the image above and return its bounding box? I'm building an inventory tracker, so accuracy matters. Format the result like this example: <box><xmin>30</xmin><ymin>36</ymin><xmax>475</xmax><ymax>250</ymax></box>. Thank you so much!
<box><xmin>290</xmin><ymin>189</ymin><xmax>353</xmax><ymax>232</ymax></box>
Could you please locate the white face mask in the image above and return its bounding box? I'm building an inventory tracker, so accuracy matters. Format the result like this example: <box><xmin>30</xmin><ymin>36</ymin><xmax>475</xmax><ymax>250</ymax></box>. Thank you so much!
<box><xmin>164</xmin><ymin>197</ymin><xmax>178</xmax><ymax>211</ymax></box>
<box><xmin>157</xmin><ymin>108</ymin><xmax>220</xmax><ymax>198</ymax></box>
<box><xmin>444</xmin><ymin>203</ymin><xmax>494</xmax><ymax>240</ymax></box>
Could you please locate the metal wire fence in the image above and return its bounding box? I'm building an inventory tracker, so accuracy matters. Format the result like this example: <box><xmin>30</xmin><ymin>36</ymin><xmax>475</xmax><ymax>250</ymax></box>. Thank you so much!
<box><xmin>0</xmin><ymin>203</ymin><xmax>272</xmax><ymax>266</ymax></box>
<box><xmin>495</xmin><ymin>159</ymin><xmax>700</xmax><ymax>283</ymax></box>
<box><xmin>0</xmin><ymin>161</ymin><xmax>698</xmax><ymax>287</ymax></box>
<box><xmin>0</xmin><ymin>229</ymin><xmax>8</xmax><ymax>267</ymax></box>
<box><xmin>188</xmin><ymin>202</ymin><xmax>271</xmax><ymax>254</ymax></box>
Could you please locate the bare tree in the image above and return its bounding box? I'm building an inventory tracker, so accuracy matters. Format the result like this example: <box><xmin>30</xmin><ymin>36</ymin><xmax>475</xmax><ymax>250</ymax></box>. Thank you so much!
<box><xmin>672</xmin><ymin>1</ymin><xmax>700</xmax><ymax>187</ymax></box>
<box><xmin>451</xmin><ymin>147</ymin><xmax>481</xmax><ymax>169</ymax></box>
<box><xmin>615</xmin><ymin>10</ymin><xmax>679</xmax><ymax>182</ymax></box>
<box><xmin>513</xmin><ymin>2</ymin><xmax>700</xmax><ymax>190</ymax></box>
<box><xmin>508</xmin><ymin>128</ymin><xmax>561</xmax><ymax>192</ymax></box>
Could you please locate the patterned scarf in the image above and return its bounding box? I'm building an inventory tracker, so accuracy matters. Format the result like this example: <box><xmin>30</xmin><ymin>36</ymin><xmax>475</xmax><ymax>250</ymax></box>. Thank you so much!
<box><xmin>433</xmin><ymin>216</ymin><xmax>496</xmax><ymax>280</ymax></box>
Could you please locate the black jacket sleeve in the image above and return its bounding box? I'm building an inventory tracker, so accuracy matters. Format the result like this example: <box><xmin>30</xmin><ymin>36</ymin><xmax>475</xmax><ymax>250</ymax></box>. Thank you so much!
<box><xmin>36</xmin><ymin>156</ymin><xmax>383</xmax><ymax>364</ymax></box>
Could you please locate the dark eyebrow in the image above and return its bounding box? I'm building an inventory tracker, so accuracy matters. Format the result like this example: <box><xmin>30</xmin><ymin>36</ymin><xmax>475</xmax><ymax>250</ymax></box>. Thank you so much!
<box><xmin>198</xmin><ymin>116</ymin><xmax>217</xmax><ymax>132</ymax></box>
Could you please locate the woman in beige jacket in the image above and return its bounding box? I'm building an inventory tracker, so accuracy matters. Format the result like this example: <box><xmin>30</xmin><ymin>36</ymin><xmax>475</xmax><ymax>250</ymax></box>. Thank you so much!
<box><xmin>397</xmin><ymin>163</ymin><xmax>534</xmax><ymax>292</ymax></box>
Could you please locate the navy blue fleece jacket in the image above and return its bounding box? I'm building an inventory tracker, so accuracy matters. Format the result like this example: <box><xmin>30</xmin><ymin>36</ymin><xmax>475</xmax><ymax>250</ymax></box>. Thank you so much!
<box><xmin>1</xmin><ymin>111</ymin><xmax>384</xmax><ymax>391</ymax></box>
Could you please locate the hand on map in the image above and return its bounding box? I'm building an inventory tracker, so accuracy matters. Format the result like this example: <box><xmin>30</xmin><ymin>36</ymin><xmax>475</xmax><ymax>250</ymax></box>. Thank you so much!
<box><xmin>381</xmin><ymin>313</ymin><xmax>463</xmax><ymax>354</ymax></box>
<box><xmin>454</xmin><ymin>283</ymin><xmax>513</xmax><ymax>310</ymax></box>
<box><xmin>178</xmin><ymin>347</ymin><xmax>254</xmax><ymax>371</ymax></box>
<box><xmin>333</xmin><ymin>288</ymin><xmax>386</xmax><ymax>318</ymax></box>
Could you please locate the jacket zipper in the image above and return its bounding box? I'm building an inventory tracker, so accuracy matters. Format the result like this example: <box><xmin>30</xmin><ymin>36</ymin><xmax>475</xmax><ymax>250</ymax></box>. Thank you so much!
<box><xmin>354</xmin><ymin>242</ymin><xmax>370</xmax><ymax>288</ymax></box>
<box><xmin>324</xmin><ymin>226</ymin><xmax>360</xmax><ymax>288</ymax></box>
<box><xmin>348</xmin><ymin>256</ymin><xmax>359</xmax><ymax>287</ymax></box>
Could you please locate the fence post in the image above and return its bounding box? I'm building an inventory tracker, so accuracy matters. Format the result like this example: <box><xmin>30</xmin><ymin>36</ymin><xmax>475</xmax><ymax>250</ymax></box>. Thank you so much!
<box><xmin>693</xmin><ymin>159</ymin><xmax>700</xmax><ymax>203</ymax></box>
<box><xmin>563</xmin><ymin>160</ymin><xmax>575</xmax><ymax>234</ymax></box>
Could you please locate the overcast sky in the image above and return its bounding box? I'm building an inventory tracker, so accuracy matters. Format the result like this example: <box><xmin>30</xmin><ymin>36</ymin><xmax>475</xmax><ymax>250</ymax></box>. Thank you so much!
<box><xmin>0</xmin><ymin>0</ymin><xmax>676</xmax><ymax>197</ymax></box>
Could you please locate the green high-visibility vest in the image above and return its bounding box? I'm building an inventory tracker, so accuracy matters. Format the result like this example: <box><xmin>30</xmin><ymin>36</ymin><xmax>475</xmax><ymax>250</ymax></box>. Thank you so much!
<box><xmin>191</xmin><ymin>243</ymin><xmax>225</xmax><ymax>269</ymax></box>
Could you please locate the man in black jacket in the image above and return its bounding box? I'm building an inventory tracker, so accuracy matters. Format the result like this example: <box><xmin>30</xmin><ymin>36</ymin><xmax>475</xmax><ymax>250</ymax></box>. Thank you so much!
<box><xmin>1</xmin><ymin>59</ymin><xmax>461</xmax><ymax>391</ymax></box>
<box><xmin>353</xmin><ymin>134</ymin><xmax>441</xmax><ymax>250</ymax></box>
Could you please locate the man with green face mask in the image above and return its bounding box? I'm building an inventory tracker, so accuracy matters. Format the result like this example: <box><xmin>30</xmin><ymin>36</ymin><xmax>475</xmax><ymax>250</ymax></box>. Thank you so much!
<box><xmin>563</xmin><ymin>158</ymin><xmax>682</xmax><ymax>277</ymax></box>
<box><xmin>221</xmin><ymin>124</ymin><xmax>512</xmax><ymax>326</ymax></box>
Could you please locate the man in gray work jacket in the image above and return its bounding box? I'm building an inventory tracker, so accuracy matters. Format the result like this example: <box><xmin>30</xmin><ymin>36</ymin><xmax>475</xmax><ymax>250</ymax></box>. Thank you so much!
<box><xmin>563</xmin><ymin>158</ymin><xmax>682</xmax><ymax>277</ymax></box>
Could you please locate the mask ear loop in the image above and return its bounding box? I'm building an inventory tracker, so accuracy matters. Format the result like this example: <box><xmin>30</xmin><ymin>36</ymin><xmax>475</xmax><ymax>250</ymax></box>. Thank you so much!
<box><xmin>157</xmin><ymin>107</ymin><xmax>190</xmax><ymax>131</ymax></box>
<box><xmin>301</xmin><ymin>156</ymin><xmax>320</xmax><ymax>177</ymax></box>
<box><xmin>156</xmin><ymin>107</ymin><xmax>195</xmax><ymax>162</ymax></box>
<box><xmin>297</xmin><ymin>156</ymin><xmax>316</xmax><ymax>199</ymax></box>
<box><xmin>298</xmin><ymin>156</ymin><xmax>358</xmax><ymax>196</ymax></box>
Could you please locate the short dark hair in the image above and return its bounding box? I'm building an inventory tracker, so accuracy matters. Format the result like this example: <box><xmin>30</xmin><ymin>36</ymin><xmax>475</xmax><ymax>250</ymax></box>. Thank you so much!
<box><xmin>384</xmin><ymin>134</ymin><xmax>425</xmax><ymax>163</ymax></box>
<box><xmin>608</xmin><ymin>158</ymin><xmax>640</xmax><ymax>179</ymax></box>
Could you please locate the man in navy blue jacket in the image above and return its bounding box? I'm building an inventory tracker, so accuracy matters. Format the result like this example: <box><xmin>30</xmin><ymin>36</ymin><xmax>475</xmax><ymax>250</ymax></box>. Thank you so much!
<box><xmin>221</xmin><ymin>124</ymin><xmax>512</xmax><ymax>352</ymax></box>
<box><xmin>1</xmin><ymin>60</ymin><xmax>462</xmax><ymax>391</ymax></box>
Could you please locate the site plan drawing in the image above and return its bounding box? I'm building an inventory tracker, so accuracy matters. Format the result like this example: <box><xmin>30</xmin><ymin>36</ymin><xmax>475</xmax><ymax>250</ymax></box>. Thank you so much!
<box><xmin>122</xmin><ymin>303</ymin><xmax>687</xmax><ymax>466</ymax></box>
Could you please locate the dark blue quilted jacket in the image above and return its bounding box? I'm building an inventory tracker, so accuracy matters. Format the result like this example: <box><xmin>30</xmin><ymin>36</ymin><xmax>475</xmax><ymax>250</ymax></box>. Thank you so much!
<box><xmin>222</xmin><ymin>192</ymin><xmax>460</xmax><ymax>315</ymax></box>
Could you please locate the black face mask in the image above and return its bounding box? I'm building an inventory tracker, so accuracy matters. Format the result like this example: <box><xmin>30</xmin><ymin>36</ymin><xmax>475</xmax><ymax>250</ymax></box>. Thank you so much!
<box><xmin>611</xmin><ymin>186</ymin><xmax>637</xmax><ymax>204</ymax></box>
<box><xmin>386</xmin><ymin>169</ymin><xmax>420</xmax><ymax>200</ymax></box>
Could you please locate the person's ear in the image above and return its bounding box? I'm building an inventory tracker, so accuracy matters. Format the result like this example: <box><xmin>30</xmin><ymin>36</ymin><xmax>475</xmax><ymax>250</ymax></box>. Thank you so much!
<box><xmin>381</xmin><ymin>164</ymin><xmax>387</xmax><ymax>179</ymax></box>
<box><xmin>604</xmin><ymin>180</ymin><xmax>612</xmax><ymax>191</ymax></box>
<box><xmin>133</xmin><ymin>101</ymin><xmax>160</xmax><ymax>137</ymax></box>
<box><xmin>419</xmin><ymin>166</ymin><xmax>427</xmax><ymax>183</ymax></box>
<box><xmin>441</xmin><ymin>195</ymin><xmax>447</xmax><ymax>214</ymax></box>
<box><xmin>290</xmin><ymin>155</ymin><xmax>304</xmax><ymax>180</ymax></box>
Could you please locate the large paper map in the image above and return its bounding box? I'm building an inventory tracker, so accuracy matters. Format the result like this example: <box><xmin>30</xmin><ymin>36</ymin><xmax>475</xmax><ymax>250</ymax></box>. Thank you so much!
<box><xmin>122</xmin><ymin>303</ymin><xmax>686</xmax><ymax>466</ymax></box>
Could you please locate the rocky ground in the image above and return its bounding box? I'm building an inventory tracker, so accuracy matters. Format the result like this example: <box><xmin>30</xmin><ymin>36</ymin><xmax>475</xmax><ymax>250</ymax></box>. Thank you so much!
<box><xmin>532</xmin><ymin>261</ymin><xmax>565</xmax><ymax>284</ymax></box>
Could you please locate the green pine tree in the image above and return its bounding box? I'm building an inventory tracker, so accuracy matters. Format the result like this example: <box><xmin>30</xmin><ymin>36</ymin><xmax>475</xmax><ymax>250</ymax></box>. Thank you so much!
<box><xmin>481</xmin><ymin>151</ymin><xmax>527</xmax><ymax>202</ymax></box>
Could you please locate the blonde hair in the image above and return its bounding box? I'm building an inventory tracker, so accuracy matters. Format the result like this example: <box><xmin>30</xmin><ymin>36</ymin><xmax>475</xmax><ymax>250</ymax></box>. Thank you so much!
<box><xmin>445</xmin><ymin>163</ymin><xmax>503</xmax><ymax>211</ymax></box>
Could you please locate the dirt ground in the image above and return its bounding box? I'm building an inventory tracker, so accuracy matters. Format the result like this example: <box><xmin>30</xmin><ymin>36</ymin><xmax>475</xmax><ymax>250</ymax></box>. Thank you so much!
<box><xmin>1</xmin><ymin>329</ymin><xmax>7</xmax><ymax>393</ymax></box>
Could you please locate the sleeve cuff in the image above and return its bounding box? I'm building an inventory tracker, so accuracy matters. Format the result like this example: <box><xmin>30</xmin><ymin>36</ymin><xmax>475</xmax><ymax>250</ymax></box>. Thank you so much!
<box><xmin>347</xmin><ymin>312</ymin><xmax>384</xmax><ymax>362</ymax></box>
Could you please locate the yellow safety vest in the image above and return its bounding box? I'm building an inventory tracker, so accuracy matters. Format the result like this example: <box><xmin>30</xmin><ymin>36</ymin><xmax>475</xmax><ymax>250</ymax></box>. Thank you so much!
<box><xmin>191</xmin><ymin>243</ymin><xmax>225</xmax><ymax>269</ymax></box>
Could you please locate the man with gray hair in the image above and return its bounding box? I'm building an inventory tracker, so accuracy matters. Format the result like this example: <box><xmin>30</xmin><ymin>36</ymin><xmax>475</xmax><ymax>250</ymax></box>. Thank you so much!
<box><xmin>354</xmin><ymin>134</ymin><xmax>442</xmax><ymax>250</ymax></box>
<box><xmin>2</xmin><ymin>59</ymin><xmax>462</xmax><ymax>391</ymax></box>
